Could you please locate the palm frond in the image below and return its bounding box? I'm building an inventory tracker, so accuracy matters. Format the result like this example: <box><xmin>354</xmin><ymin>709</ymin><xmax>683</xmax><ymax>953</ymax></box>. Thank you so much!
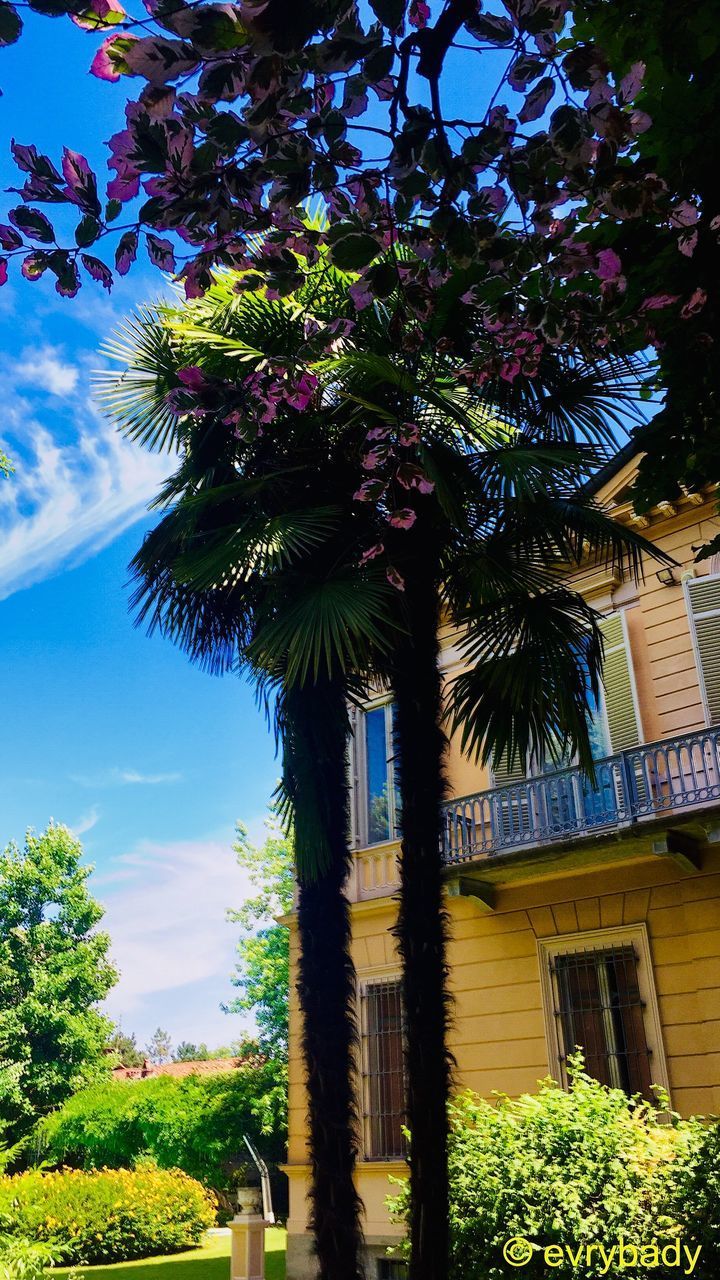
<box><xmin>249</xmin><ymin>571</ymin><xmax>401</xmax><ymax>686</ymax></box>
<box><xmin>448</xmin><ymin>588</ymin><xmax>604</xmax><ymax>774</ymax></box>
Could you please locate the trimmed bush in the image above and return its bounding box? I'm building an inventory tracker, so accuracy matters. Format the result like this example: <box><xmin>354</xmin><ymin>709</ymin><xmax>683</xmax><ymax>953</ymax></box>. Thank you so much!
<box><xmin>0</xmin><ymin>1166</ymin><xmax>216</xmax><ymax>1265</ymax></box>
<box><xmin>391</xmin><ymin>1061</ymin><xmax>718</xmax><ymax>1279</ymax></box>
<box><xmin>38</xmin><ymin>1065</ymin><xmax>286</xmax><ymax>1193</ymax></box>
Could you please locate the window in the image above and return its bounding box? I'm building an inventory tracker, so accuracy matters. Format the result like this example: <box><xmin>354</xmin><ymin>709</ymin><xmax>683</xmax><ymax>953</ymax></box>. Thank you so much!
<box><xmin>361</xmin><ymin>979</ymin><xmax>406</xmax><ymax>1160</ymax></box>
<box><xmin>377</xmin><ymin>1262</ymin><xmax>408</xmax><ymax>1279</ymax></box>
<box><xmin>685</xmin><ymin>573</ymin><xmax>720</xmax><ymax>726</ymax></box>
<box><xmin>357</xmin><ymin>701</ymin><xmax>401</xmax><ymax>846</ymax></box>
<box><xmin>538</xmin><ymin>927</ymin><xmax>669</xmax><ymax>1101</ymax></box>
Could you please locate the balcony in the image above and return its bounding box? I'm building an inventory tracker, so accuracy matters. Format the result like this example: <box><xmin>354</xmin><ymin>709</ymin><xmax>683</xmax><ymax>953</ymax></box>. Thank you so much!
<box><xmin>442</xmin><ymin>727</ymin><xmax>720</xmax><ymax>868</ymax></box>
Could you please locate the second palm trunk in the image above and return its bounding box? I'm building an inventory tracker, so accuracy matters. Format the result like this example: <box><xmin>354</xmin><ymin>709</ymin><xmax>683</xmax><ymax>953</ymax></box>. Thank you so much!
<box><xmin>392</xmin><ymin>543</ymin><xmax>453</xmax><ymax>1280</ymax></box>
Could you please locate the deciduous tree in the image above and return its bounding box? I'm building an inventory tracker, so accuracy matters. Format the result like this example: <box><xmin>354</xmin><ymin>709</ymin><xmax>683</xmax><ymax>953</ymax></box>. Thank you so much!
<box><xmin>225</xmin><ymin>815</ymin><xmax>293</xmax><ymax>1064</ymax></box>
<box><xmin>0</xmin><ymin>824</ymin><xmax>117</xmax><ymax>1142</ymax></box>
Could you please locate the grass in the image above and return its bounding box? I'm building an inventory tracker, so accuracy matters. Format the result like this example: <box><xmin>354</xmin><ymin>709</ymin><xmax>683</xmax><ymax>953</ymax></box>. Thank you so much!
<box><xmin>53</xmin><ymin>1228</ymin><xmax>286</xmax><ymax>1280</ymax></box>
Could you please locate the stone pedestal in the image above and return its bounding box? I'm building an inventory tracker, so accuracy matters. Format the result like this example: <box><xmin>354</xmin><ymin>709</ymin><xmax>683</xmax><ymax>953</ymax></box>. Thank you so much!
<box><xmin>229</xmin><ymin>1212</ymin><xmax>267</xmax><ymax>1280</ymax></box>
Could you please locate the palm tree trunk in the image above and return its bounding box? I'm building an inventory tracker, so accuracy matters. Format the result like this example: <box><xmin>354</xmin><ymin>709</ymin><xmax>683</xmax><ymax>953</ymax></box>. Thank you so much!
<box><xmin>284</xmin><ymin>677</ymin><xmax>365</xmax><ymax>1280</ymax></box>
<box><xmin>391</xmin><ymin>536</ymin><xmax>453</xmax><ymax>1280</ymax></box>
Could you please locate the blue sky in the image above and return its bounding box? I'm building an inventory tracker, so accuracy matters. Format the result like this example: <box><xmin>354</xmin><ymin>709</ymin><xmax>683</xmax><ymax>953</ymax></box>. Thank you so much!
<box><xmin>0</xmin><ymin>17</ymin><xmax>280</xmax><ymax>1051</ymax></box>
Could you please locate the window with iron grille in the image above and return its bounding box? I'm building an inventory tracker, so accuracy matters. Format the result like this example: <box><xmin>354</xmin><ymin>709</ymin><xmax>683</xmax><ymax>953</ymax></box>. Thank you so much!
<box><xmin>362</xmin><ymin>980</ymin><xmax>406</xmax><ymax>1160</ymax></box>
<box><xmin>547</xmin><ymin>940</ymin><xmax>654</xmax><ymax>1097</ymax></box>
<box><xmin>377</xmin><ymin>1261</ymin><xmax>408</xmax><ymax>1279</ymax></box>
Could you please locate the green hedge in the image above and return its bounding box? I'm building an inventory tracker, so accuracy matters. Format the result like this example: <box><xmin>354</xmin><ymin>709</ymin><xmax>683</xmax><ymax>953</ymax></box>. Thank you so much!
<box><xmin>39</xmin><ymin>1065</ymin><xmax>286</xmax><ymax>1192</ymax></box>
<box><xmin>391</xmin><ymin>1061</ymin><xmax>719</xmax><ymax>1280</ymax></box>
<box><xmin>0</xmin><ymin>1166</ymin><xmax>216</xmax><ymax>1265</ymax></box>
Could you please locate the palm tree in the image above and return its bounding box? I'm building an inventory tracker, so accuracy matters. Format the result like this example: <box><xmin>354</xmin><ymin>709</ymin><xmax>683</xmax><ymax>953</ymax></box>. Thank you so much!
<box><xmin>98</xmin><ymin>282</ymin><xmax>399</xmax><ymax>1280</ymax></box>
<box><xmin>101</xmin><ymin>258</ymin><xmax>661</xmax><ymax>1280</ymax></box>
<box><xmin>321</xmin><ymin>326</ymin><xmax>659</xmax><ymax>1280</ymax></box>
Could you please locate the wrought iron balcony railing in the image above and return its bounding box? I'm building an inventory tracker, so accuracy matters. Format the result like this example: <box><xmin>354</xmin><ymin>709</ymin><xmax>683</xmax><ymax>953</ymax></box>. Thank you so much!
<box><xmin>442</xmin><ymin>726</ymin><xmax>720</xmax><ymax>865</ymax></box>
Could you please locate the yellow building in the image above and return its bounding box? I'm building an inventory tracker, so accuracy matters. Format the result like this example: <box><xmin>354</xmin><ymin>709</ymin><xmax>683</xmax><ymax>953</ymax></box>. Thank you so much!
<box><xmin>285</xmin><ymin>451</ymin><xmax>720</xmax><ymax>1280</ymax></box>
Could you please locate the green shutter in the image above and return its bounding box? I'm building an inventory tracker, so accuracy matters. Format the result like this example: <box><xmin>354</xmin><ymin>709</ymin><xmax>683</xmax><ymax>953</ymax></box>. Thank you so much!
<box><xmin>492</xmin><ymin>753</ymin><xmax>527</xmax><ymax>786</ymax></box>
<box><xmin>600</xmin><ymin>613</ymin><xmax>641</xmax><ymax>752</ymax></box>
<box><xmin>687</xmin><ymin>575</ymin><xmax>720</xmax><ymax>726</ymax></box>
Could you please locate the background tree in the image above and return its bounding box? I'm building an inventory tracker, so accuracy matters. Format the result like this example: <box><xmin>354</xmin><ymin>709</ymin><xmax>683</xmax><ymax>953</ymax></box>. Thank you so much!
<box><xmin>0</xmin><ymin>824</ymin><xmax>117</xmax><ymax>1142</ymax></box>
<box><xmin>174</xmin><ymin>1041</ymin><xmax>211</xmax><ymax>1062</ymax></box>
<box><xmin>224</xmin><ymin>815</ymin><xmax>293</xmax><ymax>1064</ymax></box>
<box><xmin>106</xmin><ymin>1026</ymin><xmax>144</xmax><ymax>1068</ymax></box>
<box><xmin>145</xmin><ymin>1028</ymin><xmax>173</xmax><ymax>1065</ymax></box>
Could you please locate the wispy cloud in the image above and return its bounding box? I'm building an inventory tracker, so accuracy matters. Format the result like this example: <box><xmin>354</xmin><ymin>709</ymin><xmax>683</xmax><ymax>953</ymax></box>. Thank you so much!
<box><xmin>15</xmin><ymin>345</ymin><xmax>79</xmax><ymax>397</ymax></box>
<box><xmin>71</xmin><ymin>806</ymin><xmax>101</xmax><ymax>836</ymax></box>
<box><xmin>0</xmin><ymin>401</ymin><xmax>169</xmax><ymax>603</ymax></box>
<box><xmin>71</xmin><ymin>767</ymin><xmax>182</xmax><ymax>788</ymax></box>
<box><xmin>99</xmin><ymin>835</ymin><xmax>252</xmax><ymax>1012</ymax></box>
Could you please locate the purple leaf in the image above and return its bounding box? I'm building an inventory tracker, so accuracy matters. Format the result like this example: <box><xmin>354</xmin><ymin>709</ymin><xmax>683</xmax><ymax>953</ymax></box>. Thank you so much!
<box><xmin>8</xmin><ymin>207</ymin><xmax>55</xmax><ymax>244</ymax></box>
<box><xmin>81</xmin><ymin>253</ymin><xmax>114</xmax><ymax>290</ymax></box>
<box><xmin>409</xmin><ymin>0</ymin><xmax>430</xmax><ymax>29</ymax></box>
<box><xmin>10</xmin><ymin>141</ymin><xmax>62</xmax><ymax>182</ymax></box>
<box><xmin>0</xmin><ymin>224</ymin><xmax>22</xmax><ymax>251</ymax></box>
<box><xmin>508</xmin><ymin>54</ymin><xmax>545</xmax><ymax>92</ymax></box>
<box><xmin>617</xmin><ymin>61</ymin><xmax>645</xmax><ymax>106</ymax></box>
<box><xmin>387</xmin><ymin>508</ymin><xmax>416</xmax><ymax>529</ymax></box>
<box><xmin>177</xmin><ymin>366</ymin><xmax>206</xmax><ymax>390</ymax></box>
<box><xmin>0</xmin><ymin>2</ymin><xmax>22</xmax><ymax>47</ymax></box>
<box><xmin>680</xmin><ymin>288</ymin><xmax>706</xmax><ymax>319</ymax></box>
<box><xmin>518</xmin><ymin>76</ymin><xmax>555</xmax><ymax>123</ymax></box>
<box><xmin>91</xmin><ymin>34</ymin><xmax>138</xmax><ymax>82</ymax></box>
<box><xmin>115</xmin><ymin>230</ymin><xmax>138</xmax><ymax>275</ymax></box>
<box><xmin>124</xmin><ymin>36</ymin><xmax>199</xmax><ymax>87</ymax></box>
<box><xmin>72</xmin><ymin>0</ymin><xmax>125</xmax><ymax>28</ymax></box>
<box><xmin>596</xmin><ymin>248</ymin><xmax>622</xmax><ymax>281</ymax></box>
<box><xmin>21</xmin><ymin>251</ymin><xmax>49</xmax><ymax>281</ymax></box>
<box><xmin>62</xmin><ymin>148</ymin><xmax>101</xmax><ymax>215</ymax></box>
<box><xmin>0</xmin><ymin>259</ymin><xmax>7</xmax><ymax>287</ymax></box>
<box><xmin>146</xmin><ymin>234</ymin><xmax>176</xmax><ymax>271</ymax></box>
<box><xmin>50</xmin><ymin>255</ymin><xmax>81</xmax><ymax>298</ymax></box>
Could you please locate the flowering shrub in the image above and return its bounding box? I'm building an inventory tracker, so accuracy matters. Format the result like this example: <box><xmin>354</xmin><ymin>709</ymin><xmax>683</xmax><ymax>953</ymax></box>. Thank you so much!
<box><xmin>390</xmin><ymin>1061</ymin><xmax>718</xmax><ymax>1279</ymax></box>
<box><xmin>0</xmin><ymin>1166</ymin><xmax>216</xmax><ymax>1265</ymax></box>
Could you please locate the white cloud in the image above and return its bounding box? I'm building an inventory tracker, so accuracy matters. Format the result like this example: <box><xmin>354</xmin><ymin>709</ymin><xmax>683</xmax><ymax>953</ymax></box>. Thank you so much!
<box><xmin>72</xmin><ymin>767</ymin><xmax>182</xmax><ymax>788</ymax></box>
<box><xmin>71</xmin><ymin>806</ymin><xmax>100</xmax><ymax>836</ymax></box>
<box><xmin>15</xmin><ymin>346</ymin><xmax>79</xmax><ymax>397</ymax></box>
<box><xmin>99</xmin><ymin>835</ymin><xmax>253</xmax><ymax>1013</ymax></box>
<box><xmin>0</xmin><ymin>410</ymin><xmax>169</xmax><ymax>603</ymax></box>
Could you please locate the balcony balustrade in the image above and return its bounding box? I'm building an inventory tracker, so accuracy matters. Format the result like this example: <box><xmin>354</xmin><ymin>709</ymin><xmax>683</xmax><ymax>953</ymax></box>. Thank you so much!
<box><xmin>442</xmin><ymin>726</ymin><xmax>720</xmax><ymax>866</ymax></box>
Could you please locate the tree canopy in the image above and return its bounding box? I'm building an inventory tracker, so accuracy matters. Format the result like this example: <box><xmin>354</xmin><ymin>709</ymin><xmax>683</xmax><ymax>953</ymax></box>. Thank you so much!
<box><xmin>0</xmin><ymin>1</ymin><xmax>717</xmax><ymax>535</ymax></box>
<box><xmin>0</xmin><ymin>824</ymin><xmax>117</xmax><ymax>1142</ymax></box>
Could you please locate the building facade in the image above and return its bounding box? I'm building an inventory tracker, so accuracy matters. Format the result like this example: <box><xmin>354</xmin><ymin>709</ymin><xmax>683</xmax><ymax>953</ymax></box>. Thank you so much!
<box><xmin>285</xmin><ymin>453</ymin><xmax>720</xmax><ymax>1279</ymax></box>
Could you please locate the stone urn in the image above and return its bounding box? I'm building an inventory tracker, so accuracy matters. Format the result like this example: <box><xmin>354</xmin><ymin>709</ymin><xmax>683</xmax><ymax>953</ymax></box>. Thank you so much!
<box><xmin>235</xmin><ymin>1185</ymin><xmax>261</xmax><ymax>1216</ymax></box>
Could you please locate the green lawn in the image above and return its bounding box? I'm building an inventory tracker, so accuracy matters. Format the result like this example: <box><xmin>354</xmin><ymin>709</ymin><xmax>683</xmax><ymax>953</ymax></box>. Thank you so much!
<box><xmin>53</xmin><ymin>1229</ymin><xmax>286</xmax><ymax>1280</ymax></box>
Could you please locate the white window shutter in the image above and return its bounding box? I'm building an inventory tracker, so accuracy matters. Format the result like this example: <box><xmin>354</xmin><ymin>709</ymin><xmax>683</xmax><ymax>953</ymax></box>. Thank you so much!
<box><xmin>686</xmin><ymin>574</ymin><xmax>720</xmax><ymax>726</ymax></box>
<box><xmin>599</xmin><ymin>613</ymin><xmax>641</xmax><ymax>752</ymax></box>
